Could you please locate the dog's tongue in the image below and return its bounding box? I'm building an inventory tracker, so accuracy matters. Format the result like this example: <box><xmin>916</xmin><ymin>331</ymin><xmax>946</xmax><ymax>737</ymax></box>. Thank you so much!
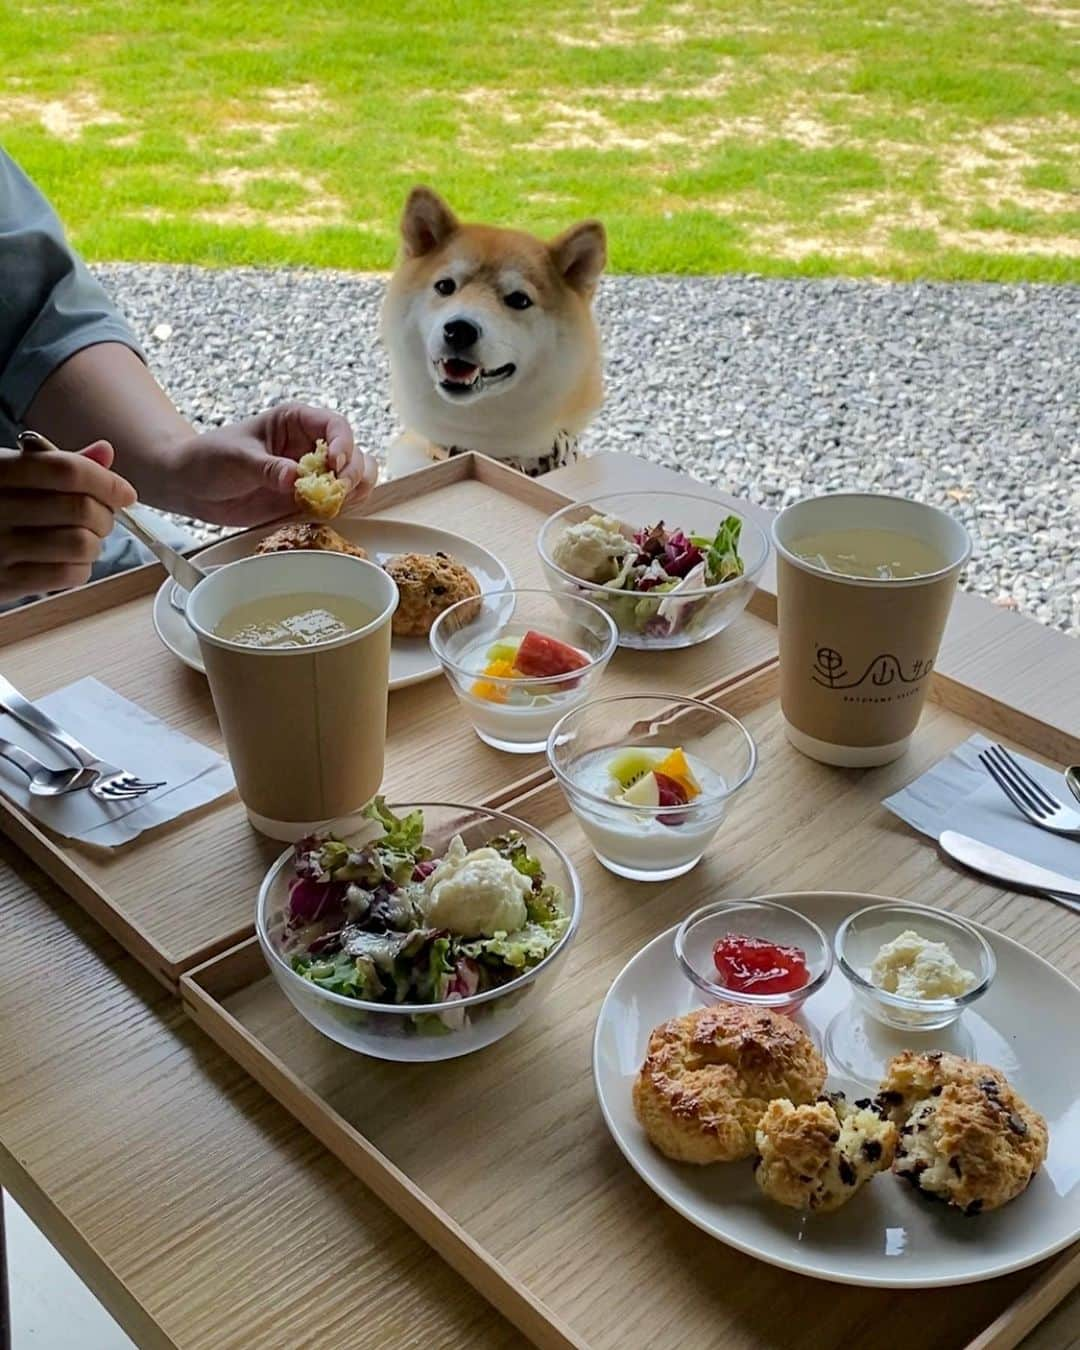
<box><xmin>444</xmin><ymin>358</ymin><xmax>478</xmax><ymax>380</ymax></box>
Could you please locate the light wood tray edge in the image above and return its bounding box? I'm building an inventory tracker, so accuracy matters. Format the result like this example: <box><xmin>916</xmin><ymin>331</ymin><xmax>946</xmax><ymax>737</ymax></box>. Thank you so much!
<box><xmin>181</xmin><ymin>934</ymin><xmax>1080</xmax><ymax>1350</ymax></box>
<box><xmin>180</xmin><ymin>656</ymin><xmax>1080</xmax><ymax>1350</ymax></box>
<box><xmin>179</xmin><ymin>945</ymin><xmax>586</xmax><ymax>1350</ymax></box>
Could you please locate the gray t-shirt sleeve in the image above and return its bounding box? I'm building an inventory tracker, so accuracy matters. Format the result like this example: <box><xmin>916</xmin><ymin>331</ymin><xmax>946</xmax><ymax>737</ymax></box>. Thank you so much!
<box><xmin>0</xmin><ymin>147</ymin><xmax>144</xmax><ymax>426</ymax></box>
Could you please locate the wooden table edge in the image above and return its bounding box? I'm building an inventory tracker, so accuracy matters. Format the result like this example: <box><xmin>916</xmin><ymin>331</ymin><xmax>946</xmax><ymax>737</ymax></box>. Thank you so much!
<box><xmin>0</xmin><ymin>1139</ymin><xmax>178</xmax><ymax>1350</ymax></box>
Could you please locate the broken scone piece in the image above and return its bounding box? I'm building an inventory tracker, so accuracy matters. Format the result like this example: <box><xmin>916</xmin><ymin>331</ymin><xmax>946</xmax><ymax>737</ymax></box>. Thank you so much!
<box><xmin>255</xmin><ymin>522</ymin><xmax>366</xmax><ymax>558</ymax></box>
<box><xmin>754</xmin><ymin>1092</ymin><xmax>898</xmax><ymax>1213</ymax></box>
<box><xmin>878</xmin><ymin>1051</ymin><xmax>1048</xmax><ymax>1215</ymax></box>
<box><xmin>294</xmin><ymin>440</ymin><xmax>348</xmax><ymax>520</ymax></box>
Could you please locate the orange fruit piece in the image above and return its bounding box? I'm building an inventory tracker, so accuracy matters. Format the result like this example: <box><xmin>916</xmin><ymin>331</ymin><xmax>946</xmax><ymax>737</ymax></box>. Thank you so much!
<box><xmin>472</xmin><ymin>659</ymin><xmax>520</xmax><ymax>703</ymax></box>
<box><xmin>654</xmin><ymin>747</ymin><xmax>701</xmax><ymax>798</ymax></box>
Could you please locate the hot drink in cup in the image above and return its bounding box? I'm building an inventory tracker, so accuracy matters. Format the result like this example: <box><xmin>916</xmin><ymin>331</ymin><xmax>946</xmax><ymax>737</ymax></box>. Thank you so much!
<box><xmin>772</xmin><ymin>493</ymin><xmax>971</xmax><ymax>767</ymax></box>
<box><xmin>186</xmin><ymin>551</ymin><xmax>398</xmax><ymax>839</ymax></box>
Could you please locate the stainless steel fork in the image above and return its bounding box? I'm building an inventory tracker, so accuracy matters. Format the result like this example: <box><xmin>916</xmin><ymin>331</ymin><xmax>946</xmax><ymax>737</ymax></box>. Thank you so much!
<box><xmin>978</xmin><ymin>743</ymin><xmax>1080</xmax><ymax>838</ymax></box>
<box><xmin>0</xmin><ymin>675</ymin><xmax>165</xmax><ymax>801</ymax></box>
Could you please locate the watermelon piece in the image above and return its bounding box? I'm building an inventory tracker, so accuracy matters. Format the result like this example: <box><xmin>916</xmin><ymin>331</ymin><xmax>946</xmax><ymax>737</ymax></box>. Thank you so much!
<box><xmin>514</xmin><ymin>630</ymin><xmax>589</xmax><ymax>678</ymax></box>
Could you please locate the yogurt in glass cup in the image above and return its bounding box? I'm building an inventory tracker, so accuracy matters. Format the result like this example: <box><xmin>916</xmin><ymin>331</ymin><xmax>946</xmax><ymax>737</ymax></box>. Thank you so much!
<box><xmin>429</xmin><ymin>589</ymin><xmax>618</xmax><ymax>754</ymax></box>
<box><xmin>546</xmin><ymin>693</ymin><xmax>757</xmax><ymax>880</ymax></box>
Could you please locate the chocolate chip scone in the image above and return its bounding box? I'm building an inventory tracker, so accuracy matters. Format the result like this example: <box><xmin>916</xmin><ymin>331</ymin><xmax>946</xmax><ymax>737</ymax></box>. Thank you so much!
<box><xmin>255</xmin><ymin>523</ymin><xmax>367</xmax><ymax>558</ymax></box>
<box><xmin>633</xmin><ymin>1004</ymin><xmax>827</xmax><ymax>1164</ymax></box>
<box><xmin>383</xmin><ymin>551</ymin><xmax>480</xmax><ymax>638</ymax></box>
<box><xmin>754</xmin><ymin>1091</ymin><xmax>898</xmax><ymax>1213</ymax></box>
<box><xmin>877</xmin><ymin>1051</ymin><xmax>1048</xmax><ymax>1215</ymax></box>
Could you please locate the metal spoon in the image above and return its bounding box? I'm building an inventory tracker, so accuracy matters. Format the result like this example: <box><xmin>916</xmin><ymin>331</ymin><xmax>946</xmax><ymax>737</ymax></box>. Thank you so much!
<box><xmin>0</xmin><ymin>736</ymin><xmax>97</xmax><ymax>796</ymax></box>
<box><xmin>17</xmin><ymin>430</ymin><xmax>207</xmax><ymax>593</ymax></box>
<box><xmin>1066</xmin><ymin>766</ymin><xmax>1080</xmax><ymax>807</ymax></box>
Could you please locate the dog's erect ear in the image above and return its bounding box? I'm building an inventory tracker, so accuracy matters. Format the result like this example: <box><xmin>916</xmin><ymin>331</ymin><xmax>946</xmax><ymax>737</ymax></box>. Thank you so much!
<box><xmin>401</xmin><ymin>187</ymin><xmax>459</xmax><ymax>257</ymax></box>
<box><xmin>550</xmin><ymin>220</ymin><xmax>606</xmax><ymax>295</ymax></box>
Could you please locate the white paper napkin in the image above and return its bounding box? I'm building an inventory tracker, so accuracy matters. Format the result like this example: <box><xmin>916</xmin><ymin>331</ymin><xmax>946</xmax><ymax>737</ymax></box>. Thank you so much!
<box><xmin>883</xmin><ymin>732</ymin><xmax>1080</xmax><ymax>881</ymax></box>
<box><xmin>0</xmin><ymin>677</ymin><xmax>234</xmax><ymax>847</ymax></box>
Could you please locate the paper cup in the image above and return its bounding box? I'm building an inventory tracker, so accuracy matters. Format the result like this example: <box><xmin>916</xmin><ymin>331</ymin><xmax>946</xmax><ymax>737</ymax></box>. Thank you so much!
<box><xmin>186</xmin><ymin>552</ymin><xmax>398</xmax><ymax>839</ymax></box>
<box><xmin>772</xmin><ymin>493</ymin><xmax>970</xmax><ymax>767</ymax></box>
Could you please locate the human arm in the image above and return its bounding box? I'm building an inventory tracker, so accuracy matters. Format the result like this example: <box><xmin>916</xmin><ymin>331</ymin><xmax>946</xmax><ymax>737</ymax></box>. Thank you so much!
<box><xmin>23</xmin><ymin>341</ymin><xmax>375</xmax><ymax>524</ymax></box>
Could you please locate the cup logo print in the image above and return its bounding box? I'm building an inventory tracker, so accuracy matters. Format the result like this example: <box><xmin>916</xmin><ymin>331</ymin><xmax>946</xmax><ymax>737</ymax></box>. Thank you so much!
<box><xmin>812</xmin><ymin>646</ymin><xmax>932</xmax><ymax>690</ymax></box>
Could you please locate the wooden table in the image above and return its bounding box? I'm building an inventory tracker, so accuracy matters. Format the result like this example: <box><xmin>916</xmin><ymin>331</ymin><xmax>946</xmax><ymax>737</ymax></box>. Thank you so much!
<box><xmin>1</xmin><ymin>453</ymin><xmax>1078</xmax><ymax>1350</ymax></box>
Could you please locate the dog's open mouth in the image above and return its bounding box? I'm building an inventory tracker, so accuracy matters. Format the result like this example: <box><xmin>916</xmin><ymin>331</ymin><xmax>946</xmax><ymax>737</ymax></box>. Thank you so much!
<box><xmin>436</xmin><ymin>358</ymin><xmax>516</xmax><ymax>396</ymax></box>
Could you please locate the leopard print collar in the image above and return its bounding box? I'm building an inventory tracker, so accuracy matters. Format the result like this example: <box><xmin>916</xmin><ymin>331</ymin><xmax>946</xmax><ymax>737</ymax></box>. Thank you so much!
<box><xmin>431</xmin><ymin>430</ymin><xmax>580</xmax><ymax>478</ymax></box>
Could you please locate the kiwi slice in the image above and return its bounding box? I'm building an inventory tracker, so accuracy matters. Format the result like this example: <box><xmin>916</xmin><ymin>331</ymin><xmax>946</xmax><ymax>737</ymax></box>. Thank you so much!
<box><xmin>608</xmin><ymin>748</ymin><xmax>659</xmax><ymax>789</ymax></box>
<box><xmin>486</xmin><ymin>640</ymin><xmax>520</xmax><ymax>664</ymax></box>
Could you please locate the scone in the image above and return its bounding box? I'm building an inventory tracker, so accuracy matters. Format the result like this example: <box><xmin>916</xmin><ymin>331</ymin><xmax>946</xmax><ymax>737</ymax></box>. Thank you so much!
<box><xmin>255</xmin><ymin>522</ymin><xmax>367</xmax><ymax>559</ymax></box>
<box><xmin>754</xmin><ymin>1092</ymin><xmax>898</xmax><ymax>1213</ymax></box>
<box><xmin>878</xmin><ymin>1051</ymin><xmax>1048</xmax><ymax>1215</ymax></box>
<box><xmin>294</xmin><ymin>440</ymin><xmax>348</xmax><ymax>520</ymax></box>
<box><xmin>383</xmin><ymin>552</ymin><xmax>481</xmax><ymax>638</ymax></box>
<box><xmin>632</xmin><ymin>1004</ymin><xmax>827</xmax><ymax>1164</ymax></box>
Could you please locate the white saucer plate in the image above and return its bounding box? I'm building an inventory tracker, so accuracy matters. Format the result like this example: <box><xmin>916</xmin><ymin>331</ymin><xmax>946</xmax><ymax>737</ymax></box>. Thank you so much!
<box><xmin>152</xmin><ymin>518</ymin><xmax>512</xmax><ymax>690</ymax></box>
<box><xmin>593</xmin><ymin>890</ymin><xmax>1080</xmax><ymax>1287</ymax></box>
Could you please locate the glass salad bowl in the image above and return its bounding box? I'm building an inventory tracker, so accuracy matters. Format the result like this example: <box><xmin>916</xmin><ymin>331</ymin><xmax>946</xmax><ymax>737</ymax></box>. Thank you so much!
<box><xmin>256</xmin><ymin>801</ymin><xmax>583</xmax><ymax>1061</ymax></box>
<box><xmin>537</xmin><ymin>491</ymin><xmax>769</xmax><ymax>651</ymax></box>
<box><xmin>429</xmin><ymin>589</ymin><xmax>618</xmax><ymax>753</ymax></box>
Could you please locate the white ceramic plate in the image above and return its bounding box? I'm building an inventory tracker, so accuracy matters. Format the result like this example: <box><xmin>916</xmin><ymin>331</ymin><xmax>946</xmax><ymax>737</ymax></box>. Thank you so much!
<box><xmin>593</xmin><ymin>891</ymin><xmax>1080</xmax><ymax>1288</ymax></box>
<box><xmin>152</xmin><ymin>518</ymin><xmax>512</xmax><ymax>689</ymax></box>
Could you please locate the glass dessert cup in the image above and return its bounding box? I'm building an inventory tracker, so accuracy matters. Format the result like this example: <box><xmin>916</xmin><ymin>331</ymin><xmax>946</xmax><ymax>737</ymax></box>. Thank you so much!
<box><xmin>546</xmin><ymin>693</ymin><xmax>756</xmax><ymax>881</ymax></box>
<box><xmin>430</xmin><ymin>589</ymin><xmax>618</xmax><ymax>754</ymax></box>
<box><xmin>835</xmin><ymin>901</ymin><xmax>995</xmax><ymax>1033</ymax></box>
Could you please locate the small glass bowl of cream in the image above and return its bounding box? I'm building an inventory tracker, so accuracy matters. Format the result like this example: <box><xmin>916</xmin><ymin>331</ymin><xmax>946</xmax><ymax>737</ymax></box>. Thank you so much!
<box><xmin>430</xmin><ymin>589</ymin><xmax>618</xmax><ymax>754</ymax></box>
<box><xmin>675</xmin><ymin>899</ymin><xmax>833</xmax><ymax>1016</ymax></box>
<box><xmin>836</xmin><ymin>902</ymin><xmax>995</xmax><ymax>1031</ymax></box>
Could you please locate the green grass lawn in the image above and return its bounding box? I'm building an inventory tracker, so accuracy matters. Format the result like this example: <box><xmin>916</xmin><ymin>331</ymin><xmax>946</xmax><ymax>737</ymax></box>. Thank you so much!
<box><xmin>1</xmin><ymin>0</ymin><xmax>1076</xmax><ymax>280</ymax></box>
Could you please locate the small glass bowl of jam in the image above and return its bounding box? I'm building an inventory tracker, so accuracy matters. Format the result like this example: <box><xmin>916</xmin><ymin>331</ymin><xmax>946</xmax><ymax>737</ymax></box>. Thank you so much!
<box><xmin>674</xmin><ymin>899</ymin><xmax>833</xmax><ymax>1014</ymax></box>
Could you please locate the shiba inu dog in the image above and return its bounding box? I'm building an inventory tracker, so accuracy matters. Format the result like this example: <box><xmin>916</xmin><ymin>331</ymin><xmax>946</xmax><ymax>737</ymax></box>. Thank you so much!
<box><xmin>381</xmin><ymin>187</ymin><xmax>606</xmax><ymax>477</ymax></box>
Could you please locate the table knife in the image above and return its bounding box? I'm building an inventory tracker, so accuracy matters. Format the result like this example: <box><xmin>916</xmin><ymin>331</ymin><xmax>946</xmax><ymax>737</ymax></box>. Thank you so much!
<box><xmin>17</xmin><ymin>430</ymin><xmax>207</xmax><ymax>594</ymax></box>
<box><xmin>939</xmin><ymin>830</ymin><xmax>1080</xmax><ymax>912</ymax></box>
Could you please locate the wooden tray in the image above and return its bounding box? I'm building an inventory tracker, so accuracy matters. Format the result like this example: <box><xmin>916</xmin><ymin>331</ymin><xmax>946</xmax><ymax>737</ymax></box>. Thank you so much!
<box><xmin>0</xmin><ymin>453</ymin><xmax>778</xmax><ymax>989</ymax></box>
<box><xmin>181</xmin><ymin>662</ymin><xmax>1080</xmax><ymax>1350</ymax></box>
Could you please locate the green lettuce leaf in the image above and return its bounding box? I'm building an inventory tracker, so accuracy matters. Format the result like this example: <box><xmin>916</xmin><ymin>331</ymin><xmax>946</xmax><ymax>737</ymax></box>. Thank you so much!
<box><xmin>487</xmin><ymin>832</ymin><xmax>544</xmax><ymax>881</ymax></box>
<box><xmin>293</xmin><ymin>950</ymin><xmax>385</xmax><ymax>1001</ymax></box>
<box><xmin>363</xmin><ymin>796</ymin><xmax>429</xmax><ymax>856</ymax></box>
<box><xmin>459</xmin><ymin>917</ymin><xmax>568</xmax><ymax>971</ymax></box>
<box><xmin>700</xmin><ymin>516</ymin><xmax>745</xmax><ymax>586</ymax></box>
<box><xmin>526</xmin><ymin>883</ymin><xmax>565</xmax><ymax>927</ymax></box>
<box><xmin>413</xmin><ymin>935</ymin><xmax>454</xmax><ymax>1003</ymax></box>
<box><xmin>361</xmin><ymin>796</ymin><xmax>432</xmax><ymax>883</ymax></box>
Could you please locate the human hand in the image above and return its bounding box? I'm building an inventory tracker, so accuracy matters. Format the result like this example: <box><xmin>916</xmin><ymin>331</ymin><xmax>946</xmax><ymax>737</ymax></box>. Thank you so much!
<box><xmin>167</xmin><ymin>403</ymin><xmax>379</xmax><ymax>527</ymax></box>
<box><xmin>0</xmin><ymin>440</ymin><xmax>137</xmax><ymax>602</ymax></box>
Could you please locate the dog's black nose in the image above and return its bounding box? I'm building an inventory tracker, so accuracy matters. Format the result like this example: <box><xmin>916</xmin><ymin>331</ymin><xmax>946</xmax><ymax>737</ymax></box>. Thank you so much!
<box><xmin>443</xmin><ymin>318</ymin><xmax>480</xmax><ymax>351</ymax></box>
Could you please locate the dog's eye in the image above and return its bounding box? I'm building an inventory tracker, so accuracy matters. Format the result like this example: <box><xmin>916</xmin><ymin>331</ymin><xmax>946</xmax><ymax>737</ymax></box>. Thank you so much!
<box><xmin>504</xmin><ymin>291</ymin><xmax>533</xmax><ymax>310</ymax></box>
<box><xmin>434</xmin><ymin>278</ymin><xmax>456</xmax><ymax>296</ymax></box>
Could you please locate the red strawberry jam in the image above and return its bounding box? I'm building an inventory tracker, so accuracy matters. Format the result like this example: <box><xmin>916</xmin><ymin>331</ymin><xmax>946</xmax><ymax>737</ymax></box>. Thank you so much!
<box><xmin>712</xmin><ymin>933</ymin><xmax>809</xmax><ymax>995</ymax></box>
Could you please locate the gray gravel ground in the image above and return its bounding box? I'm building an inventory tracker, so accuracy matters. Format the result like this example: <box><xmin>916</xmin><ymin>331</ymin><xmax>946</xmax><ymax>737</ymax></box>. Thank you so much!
<box><xmin>94</xmin><ymin>265</ymin><xmax>1079</xmax><ymax>635</ymax></box>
